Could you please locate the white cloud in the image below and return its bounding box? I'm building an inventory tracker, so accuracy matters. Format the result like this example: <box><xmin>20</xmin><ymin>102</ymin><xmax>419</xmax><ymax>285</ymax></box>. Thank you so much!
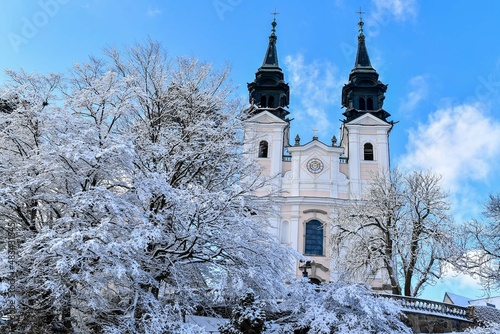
<box><xmin>284</xmin><ymin>54</ymin><xmax>343</xmax><ymax>140</ymax></box>
<box><xmin>400</xmin><ymin>102</ymin><xmax>500</xmax><ymax>194</ymax></box>
<box><xmin>438</xmin><ymin>270</ymin><xmax>484</xmax><ymax>297</ymax></box>
<box><xmin>366</xmin><ymin>0</ymin><xmax>417</xmax><ymax>37</ymax></box>
<box><xmin>399</xmin><ymin>75</ymin><xmax>428</xmax><ymax>115</ymax></box>
<box><xmin>421</xmin><ymin>256</ymin><xmax>496</xmax><ymax>301</ymax></box>
<box><xmin>147</xmin><ymin>7</ymin><xmax>162</xmax><ymax>17</ymax></box>
<box><xmin>453</xmin><ymin>273</ymin><xmax>484</xmax><ymax>291</ymax></box>
<box><xmin>441</xmin><ymin>254</ymin><xmax>498</xmax><ymax>297</ymax></box>
<box><xmin>371</xmin><ymin>0</ymin><xmax>417</xmax><ymax>22</ymax></box>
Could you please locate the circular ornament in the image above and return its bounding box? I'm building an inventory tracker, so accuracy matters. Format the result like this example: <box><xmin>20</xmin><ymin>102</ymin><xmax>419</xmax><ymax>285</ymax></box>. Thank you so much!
<box><xmin>307</xmin><ymin>158</ymin><xmax>324</xmax><ymax>174</ymax></box>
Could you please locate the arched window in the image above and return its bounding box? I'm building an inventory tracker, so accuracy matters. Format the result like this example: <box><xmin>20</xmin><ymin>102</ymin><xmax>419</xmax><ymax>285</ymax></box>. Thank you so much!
<box><xmin>305</xmin><ymin>220</ymin><xmax>323</xmax><ymax>256</ymax></box>
<box><xmin>364</xmin><ymin>143</ymin><xmax>374</xmax><ymax>161</ymax></box>
<box><xmin>260</xmin><ymin>96</ymin><xmax>267</xmax><ymax>107</ymax></box>
<box><xmin>280</xmin><ymin>220</ymin><xmax>290</xmax><ymax>244</ymax></box>
<box><xmin>367</xmin><ymin>97</ymin><xmax>374</xmax><ymax>110</ymax></box>
<box><xmin>280</xmin><ymin>96</ymin><xmax>287</xmax><ymax>107</ymax></box>
<box><xmin>258</xmin><ymin>141</ymin><xmax>269</xmax><ymax>158</ymax></box>
<box><xmin>359</xmin><ymin>97</ymin><xmax>366</xmax><ymax>110</ymax></box>
<box><xmin>268</xmin><ymin>96</ymin><xmax>275</xmax><ymax>108</ymax></box>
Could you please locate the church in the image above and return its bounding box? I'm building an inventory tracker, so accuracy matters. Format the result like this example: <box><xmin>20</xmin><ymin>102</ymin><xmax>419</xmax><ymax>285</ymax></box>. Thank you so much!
<box><xmin>243</xmin><ymin>16</ymin><xmax>394</xmax><ymax>288</ymax></box>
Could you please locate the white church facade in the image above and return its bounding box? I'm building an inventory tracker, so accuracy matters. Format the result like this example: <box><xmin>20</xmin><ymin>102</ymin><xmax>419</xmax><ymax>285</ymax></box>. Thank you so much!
<box><xmin>244</xmin><ymin>17</ymin><xmax>394</xmax><ymax>288</ymax></box>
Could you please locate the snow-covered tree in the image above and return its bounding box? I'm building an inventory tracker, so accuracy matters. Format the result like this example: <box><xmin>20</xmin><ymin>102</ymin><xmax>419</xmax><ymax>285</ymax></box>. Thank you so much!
<box><xmin>106</xmin><ymin>40</ymin><xmax>292</xmax><ymax>305</ymax></box>
<box><xmin>0</xmin><ymin>59</ymin><xmax>149</xmax><ymax>333</ymax></box>
<box><xmin>454</xmin><ymin>194</ymin><xmax>500</xmax><ymax>291</ymax></box>
<box><xmin>331</xmin><ymin>169</ymin><xmax>457</xmax><ymax>297</ymax></box>
<box><xmin>0</xmin><ymin>41</ymin><xmax>292</xmax><ymax>333</ymax></box>
<box><xmin>0</xmin><ymin>71</ymin><xmax>65</xmax><ymax>332</ymax></box>
<box><xmin>266</xmin><ymin>279</ymin><xmax>411</xmax><ymax>334</ymax></box>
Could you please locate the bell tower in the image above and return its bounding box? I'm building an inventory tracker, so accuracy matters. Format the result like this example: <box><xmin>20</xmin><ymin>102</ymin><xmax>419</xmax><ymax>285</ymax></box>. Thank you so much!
<box><xmin>247</xmin><ymin>16</ymin><xmax>290</xmax><ymax>121</ymax></box>
<box><xmin>244</xmin><ymin>17</ymin><xmax>290</xmax><ymax>179</ymax></box>
<box><xmin>341</xmin><ymin>15</ymin><xmax>389</xmax><ymax>122</ymax></box>
<box><xmin>340</xmin><ymin>14</ymin><xmax>394</xmax><ymax>197</ymax></box>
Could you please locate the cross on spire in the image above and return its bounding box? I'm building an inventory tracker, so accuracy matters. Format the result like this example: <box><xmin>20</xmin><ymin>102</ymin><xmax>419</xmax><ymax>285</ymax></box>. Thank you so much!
<box><xmin>271</xmin><ymin>8</ymin><xmax>279</xmax><ymax>21</ymax></box>
<box><xmin>356</xmin><ymin>7</ymin><xmax>365</xmax><ymax>19</ymax></box>
<box><xmin>270</xmin><ymin>8</ymin><xmax>279</xmax><ymax>35</ymax></box>
<box><xmin>357</xmin><ymin>7</ymin><xmax>365</xmax><ymax>35</ymax></box>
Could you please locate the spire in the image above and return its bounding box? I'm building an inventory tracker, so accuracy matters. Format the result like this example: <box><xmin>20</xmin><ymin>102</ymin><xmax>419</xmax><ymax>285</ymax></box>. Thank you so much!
<box><xmin>341</xmin><ymin>12</ymin><xmax>390</xmax><ymax>123</ymax></box>
<box><xmin>354</xmin><ymin>9</ymin><xmax>373</xmax><ymax>69</ymax></box>
<box><xmin>261</xmin><ymin>13</ymin><xmax>279</xmax><ymax>68</ymax></box>
<box><xmin>247</xmin><ymin>12</ymin><xmax>290</xmax><ymax>120</ymax></box>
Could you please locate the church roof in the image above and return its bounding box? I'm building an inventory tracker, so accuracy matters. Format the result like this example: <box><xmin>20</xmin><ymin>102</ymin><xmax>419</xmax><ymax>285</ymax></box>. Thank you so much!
<box><xmin>354</xmin><ymin>19</ymin><xmax>372</xmax><ymax>68</ymax></box>
<box><xmin>247</xmin><ymin>17</ymin><xmax>290</xmax><ymax>120</ymax></box>
<box><xmin>345</xmin><ymin>112</ymin><xmax>392</xmax><ymax>126</ymax></box>
<box><xmin>349</xmin><ymin>15</ymin><xmax>378</xmax><ymax>80</ymax></box>
<box><xmin>341</xmin><ymin>13</ymin><xmax>391</xmax><ymax>123</ymax></box>
<box><xmin>245</xmin><ymin>108</ymin><xmax>288</xmax><ymax>125</ymax></box>
<box><xmin>261</xmin><ymin>19</ymin><xmax>279</xmax><ymax>69</ymax></box>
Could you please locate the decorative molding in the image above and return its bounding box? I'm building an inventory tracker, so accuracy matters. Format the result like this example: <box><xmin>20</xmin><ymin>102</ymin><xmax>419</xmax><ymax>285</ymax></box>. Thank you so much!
<box><xmin>303</xmin><ymin>209</ymin><xmax>328</xmax><ymax>215</ymax></box>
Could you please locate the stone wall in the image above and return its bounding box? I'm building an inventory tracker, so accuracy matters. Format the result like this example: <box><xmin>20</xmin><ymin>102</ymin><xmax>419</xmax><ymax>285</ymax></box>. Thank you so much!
<box><xmin>402</xmin><ymin>312</ymin><xmax>474</xmax><ymax>333</ymax></box>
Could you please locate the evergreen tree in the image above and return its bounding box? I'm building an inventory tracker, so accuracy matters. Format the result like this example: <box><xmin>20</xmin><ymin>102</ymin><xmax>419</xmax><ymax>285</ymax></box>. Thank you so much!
<box><xmin>219</xmin><ymin>291</ymin><xmax>266</xmax><ymax>334</ymax></box>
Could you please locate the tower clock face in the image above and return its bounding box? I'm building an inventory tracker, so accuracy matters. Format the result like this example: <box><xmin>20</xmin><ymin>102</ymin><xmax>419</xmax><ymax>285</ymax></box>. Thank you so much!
<box><xmin>306</xmin><ymin>158</ymin><xmax>324</xmax><ymax>174</ymax></box>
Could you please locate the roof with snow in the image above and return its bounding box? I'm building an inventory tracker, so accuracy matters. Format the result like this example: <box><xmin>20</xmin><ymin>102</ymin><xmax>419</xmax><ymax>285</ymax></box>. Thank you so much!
<box><xmin>444</xmin><ymin>292</ymin><xmax>471</xmax><ymax>307</ymax></box>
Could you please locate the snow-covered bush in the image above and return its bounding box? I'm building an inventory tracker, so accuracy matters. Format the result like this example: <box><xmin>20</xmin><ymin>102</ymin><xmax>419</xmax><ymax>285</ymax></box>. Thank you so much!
<box><xmin>464</xmin><ymin>322</ymin><xmax>500</xmax><ymax>334</ymax></box>
<box><xmin>464</xmin><ymin>305</ymin><xmax>500</xmax><ymax>334</ymax></box>
<box><xmin>267</xmin><ymin>279</ymin><xmax>411</xmax><ymax>334</ymax></box>
<box><xmin>219</xmin><ymin>290</ymin><xmax>266</xmax><ymax>334</ymax></box>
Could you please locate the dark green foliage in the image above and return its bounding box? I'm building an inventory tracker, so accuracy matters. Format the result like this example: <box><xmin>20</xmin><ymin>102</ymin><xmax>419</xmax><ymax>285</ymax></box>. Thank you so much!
<box><xmin>219</xmin><ymin>291</ymin><xmax>266</xmax><ymax>334</ymax></box>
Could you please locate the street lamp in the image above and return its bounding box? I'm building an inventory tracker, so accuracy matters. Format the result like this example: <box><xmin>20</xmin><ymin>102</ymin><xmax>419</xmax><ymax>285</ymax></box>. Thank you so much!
<box><xmin>299</xmin><ymin>260</ymin><xmax>312</xmax><ymax>278</ymax></box>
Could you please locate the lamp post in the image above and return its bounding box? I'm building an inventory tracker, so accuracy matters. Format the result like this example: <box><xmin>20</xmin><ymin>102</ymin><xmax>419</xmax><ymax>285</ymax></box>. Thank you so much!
<box><xmin>299</xmin><ymin>260</ymin><xmax>312</xmax><ymax>278</ymax></box>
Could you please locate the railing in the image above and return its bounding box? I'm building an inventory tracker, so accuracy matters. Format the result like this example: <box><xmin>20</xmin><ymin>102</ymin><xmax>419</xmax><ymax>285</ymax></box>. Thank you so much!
<box><xmin>381</xmin><ymin>294</ymin><xmax>471</xmax><ymax>321</ymax></box>
<box><xmin>282</xmin><ymin>156</ymin><xmax>348</xmax><ymax>163</ymax></box>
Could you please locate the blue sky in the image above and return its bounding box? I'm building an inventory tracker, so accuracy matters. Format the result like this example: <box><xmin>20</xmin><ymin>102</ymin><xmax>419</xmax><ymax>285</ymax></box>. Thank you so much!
<box><xmin>1</xmin><ymin>0</ymin><xmax>500</xmax><ymax>301</ymax></box>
